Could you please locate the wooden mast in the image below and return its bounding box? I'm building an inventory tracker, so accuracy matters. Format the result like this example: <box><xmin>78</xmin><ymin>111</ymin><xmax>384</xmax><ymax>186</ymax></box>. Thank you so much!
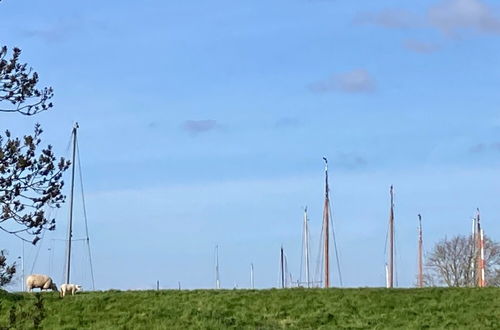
<box><xmin>417</xmin><ymin>214</ymin><xmax>423</xmax><ymax>288</ymax></box>
<box><xmin>322</xmin><ymin>157</ymin><xmax>330</xmax><ymax>288</ymax></box>
<box><xmin>65</xmin><ymin>123</ymin><xmax>78</xmax><ymax>285</ymax></box>
<box><xmin>388</xmin><ymin>185</ymin><xmax>394</xmax><ymax>288</ymax></box>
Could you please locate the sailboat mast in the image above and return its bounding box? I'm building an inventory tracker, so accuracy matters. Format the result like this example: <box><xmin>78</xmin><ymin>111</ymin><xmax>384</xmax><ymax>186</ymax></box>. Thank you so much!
<box><xmin>303</xmin><ymin>207</ymin><xmax>310</xmax><ymax>288</ymax></box>
<box><xmin>471</xmin><ymin>216</ymin><xmax>476</xmax><ymax>285</ymax></box>
<box><xmin>388</xmin><ymin>185</ymin><xmax>394</xmax><ymax>288</ymax></box>
<box><xmin>65</xmin><ymin>122</ymin><xmax>78</xmax><ymax>284</ymax></box>
<box><xmin>417</xmin><ymin>214</ymin><xmax>423</xmax><ymax>288</ymax></box>
<box><xmin>385</xmin><ymin>263</ymin><xmax>389</xmax><ymax>288</ymax></box>
<box><xmin>215</xmin><ymin>245</ymin><xmax>220</xmax><ymax>289</ymax></box>
<box><xmin>250</xmin><ymin>263</ymin><xmax>254</xmax><ymax>289</ymax></box>
<box><xmin>280</xmin><ymin>246</ymin><xmax>286</xmax><ymax>288</ymax></box>
<box><xmin>475</xmin><ymin>209</ymin><xmax>486</xmax><ymax>287</ymax></box>
<box><xmin>322</xmin><ymin>157</ymin><xmax>330</xmax><ymax>288</ymax></box>
<box><xmin>480</xmin><ymin>228</ymin><xmax>485</xmax><ymax>287</ymax></box>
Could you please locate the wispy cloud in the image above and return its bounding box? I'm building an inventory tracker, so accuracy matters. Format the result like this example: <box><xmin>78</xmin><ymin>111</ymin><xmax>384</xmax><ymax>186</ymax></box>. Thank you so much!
<box><xmin>308</xmin><ymin>69</ymin><xmax>376</xmax><ymax>94</ymax></box>
<box><xmin>354</xmin><ymin>9</ymin><xmax>419</xmax><ymax>29</ymax></box>
<box><xmin>335</xmin><ymin>152</ymin><xmax>367</xmax><ymax>170</ymax></box>
<box><xmin>469</xmin><ymin>142</ymin><xmax>500</xmax><ymax>153</ymax></box>
<box><xmin>20</xmin><ymin>17</ymin><xmax>108</xmax><ymax>43</ymax></box>
<box><xmin>429</xmin><ymin>0</ymin><xmax>500</xmax><ymax>36</ymax></box>
<box><xmin>403</xmin><ymin>39</ymin><xmax>440</xmax><ymax>53</ymax></box>
<box><xmin>22</xmin><ymin>23</ymin><xmax>75</xmax><ymax>43</ymax></box>
<box><xmin>274</xmin><ymin>117</ymin><xmax>301</xmax><ymax>129</ymax></box>
<box><xmin>182</xmin><ymin>120</ymin><xmax>219</xmax><ymax>135</ymax></box>
<box><xmin>355</xmin><ymin>0</ymin><xmax>500</xmax><ymax>38</ymax></box>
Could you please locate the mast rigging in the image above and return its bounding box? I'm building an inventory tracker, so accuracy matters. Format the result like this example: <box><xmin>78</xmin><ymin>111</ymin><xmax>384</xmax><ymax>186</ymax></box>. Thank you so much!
<box><xmin>62</xmin><ymin>122</ymin><xmax>96</xmax><ymax>290</ymax></box>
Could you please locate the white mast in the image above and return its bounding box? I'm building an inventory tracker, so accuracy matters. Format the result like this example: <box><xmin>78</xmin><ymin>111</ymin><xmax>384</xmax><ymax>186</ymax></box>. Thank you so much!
<box><xmin>387</xmin><ymin>185</ymin><xmax>395</xmax><ymax>288</ymax></box>
<box><xmin>417</xmin><ymin>214</ymin><xmax>423</xmax><ymax>288</ymax></box>
<box><xmin>385</xmin><ymin>263</ymin><xmax>389</xmax><ymax>288</ymax></box>
<box><xmin>303</xmin><ymin>207</ymin><xmax>310</xmax><ymax>288</ymax></box>
<box><xmin>480</xmin><ymin>228</ymin><xmax>486</xmax><ymax>287</ymax></box>
<box><xmin>215</xmin><ymin>245</ymin><xmax>220</xmax><ymax>289</ymax></box>
<box><xmin>280</xmin><ymin>246</ymin><xmax>285</xmax><ymax>288</ymax></box>
<box><xmin>250</xmin><ymin>263</ymin><xmax>254</xmax><ymax>289</ymax></box>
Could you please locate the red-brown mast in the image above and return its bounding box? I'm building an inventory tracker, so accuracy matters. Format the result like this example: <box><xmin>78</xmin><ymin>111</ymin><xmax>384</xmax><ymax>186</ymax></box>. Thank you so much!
<box><xmin>475</xmin><ymin>209</ymin><xmax>486</xmax><ymax>287</ymax></box>
<box><xmin>323</xmin><ymin>157</ymin><xmax>330</xmax><ymax>288</ymax></box>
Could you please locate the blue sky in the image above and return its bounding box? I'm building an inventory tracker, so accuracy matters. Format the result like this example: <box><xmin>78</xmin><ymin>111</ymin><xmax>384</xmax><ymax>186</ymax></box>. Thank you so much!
<box><xmin>1</xmin><ymin>0</ymin><xmax>500</xmax><ymax>290</ymax></box>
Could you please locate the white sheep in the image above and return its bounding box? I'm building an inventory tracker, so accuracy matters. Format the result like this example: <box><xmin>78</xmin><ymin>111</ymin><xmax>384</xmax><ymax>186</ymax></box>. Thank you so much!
<box><xmin>26</xmin><ymin>274</ymin><xmax>58</xmax><ymax>292</ymax></box>
<box><xmin>60</xmin><ymin>283</ymin><xmax>82</xmax><ymax>297</ymax></box>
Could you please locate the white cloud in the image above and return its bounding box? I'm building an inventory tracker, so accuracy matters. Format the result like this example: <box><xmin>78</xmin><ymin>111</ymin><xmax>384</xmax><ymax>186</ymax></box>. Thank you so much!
<box><xmin>429</xmin><ymin>0</ymin><xmax>500</xmax><ymax>36</ymax></box>
<box><xmin>309</xmin><ymin>69</ymin><xmax>376</xmax><ymax>94</ymax></box>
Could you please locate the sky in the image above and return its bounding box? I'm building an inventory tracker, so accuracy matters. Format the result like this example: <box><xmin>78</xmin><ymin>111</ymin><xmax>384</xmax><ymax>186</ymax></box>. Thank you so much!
<box><xmin>1</xmin><ymin>0</ymin><xmax>500</xmax><ymax>290</ymax></box>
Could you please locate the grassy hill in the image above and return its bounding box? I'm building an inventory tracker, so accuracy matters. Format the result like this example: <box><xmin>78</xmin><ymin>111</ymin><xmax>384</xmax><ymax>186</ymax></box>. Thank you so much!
<box><xmin>0</xmin><ymin>287</ymin><xmax>499</xmax><ymax>329</ymax></box>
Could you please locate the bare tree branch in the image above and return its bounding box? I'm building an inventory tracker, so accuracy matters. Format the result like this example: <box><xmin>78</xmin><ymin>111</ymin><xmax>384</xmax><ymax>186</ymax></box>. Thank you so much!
<box><xmin>426</xmin><ymin>235</ymin><xmax>500</xmax><ymax>287</ymax></box>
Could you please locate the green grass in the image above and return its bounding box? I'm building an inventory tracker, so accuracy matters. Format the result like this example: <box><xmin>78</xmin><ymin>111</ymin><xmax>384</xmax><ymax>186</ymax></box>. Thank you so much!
<box><xmin>0</xmin><ymin>287</ymin><xmax>499</xmax><ymax>329</ymax></box>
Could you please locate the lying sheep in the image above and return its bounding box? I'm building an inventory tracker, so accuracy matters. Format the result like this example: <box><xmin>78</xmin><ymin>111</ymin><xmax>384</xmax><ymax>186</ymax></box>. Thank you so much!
<box><xmin>26</xmin><ymin>274</ymin><xmax>58</xmax><ymax>292</ymax></box>
<box><xmin>60</xmin><ymin>283</ymin><xmax>82</xmax><ymax>297</ymax></box>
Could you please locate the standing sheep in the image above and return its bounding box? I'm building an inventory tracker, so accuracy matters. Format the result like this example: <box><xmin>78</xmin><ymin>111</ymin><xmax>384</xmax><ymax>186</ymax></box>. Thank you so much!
<box><xmin>26</xmin><ymin>274</ymin><xmax>58</xmax><ymax>292</ymax></box>
<box><xmin>60</xmin><ymin>283</ymin><xmax>82</xmax><ymax>297</ymax></box>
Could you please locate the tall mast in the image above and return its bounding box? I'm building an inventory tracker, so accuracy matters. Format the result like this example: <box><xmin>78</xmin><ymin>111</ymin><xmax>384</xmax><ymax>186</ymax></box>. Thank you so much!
<box><xmin>303</xmin><ymin>207</ymin><xmax>310</xmax><ymax>288</ymax></box>
<box><xmin>65</xmin><ymin>122</ymin><xmax>78</xmax><ymax>284</ymax></box>
<box><xmin>471</xmin><ymin>216</ymin><xmax>476</xmax><ymax>285</ymax></box>
<box><xmin>215</xmin><ymin>245</ymin><xmax>220</xmax><ymax>289</ymax></box>
<box><xmin>388</xmin><ymin>185</ymin><xmax>394</xmax><ymax>288</ymax></box>
<box><xmin>480</xmin><ymin>228</ymin><xmax>485</xmax><ymax>287</ymax></box>
<box><xmin>385</xmin><ymin>263</ymin><xmax>389</xmax><ymax>288</ymax></box>
<box><xmin>250</xmin><ymin>263</ymin><xmax>254</xmax><ymax>289</ymax></box>
<box><xmin>417</xmin><ymin>214</ymin><xmax>423</xmax><ymax>288</ymax></box>
<box><xmin>475</xmin><ymin>209</ymin><xmax>486</xmax><ymax>287</ymax></box>
<box><xmin>280</xmin><ymin>245</ymin><xmax>285</xmax><ymax>289</ymax></box>
<box><xmin>322</xmin><ymin>157</ymin><xmax>330</xmax><ymax>288</ymax></box>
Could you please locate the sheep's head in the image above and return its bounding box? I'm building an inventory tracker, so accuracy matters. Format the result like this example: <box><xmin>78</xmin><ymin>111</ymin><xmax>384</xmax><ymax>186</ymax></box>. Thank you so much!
<box><xmin>76</xmin><ymin>285</ymin><xmax>82</xmax><ymax>292</ymax></box>
<box><xmin>51</xmin><ymin>283</ymin><xmax>58</xmax><ymax>291</ymax></box>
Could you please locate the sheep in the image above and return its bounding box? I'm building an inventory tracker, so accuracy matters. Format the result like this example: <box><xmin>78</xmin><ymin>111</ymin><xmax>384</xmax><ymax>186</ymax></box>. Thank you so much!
<box><xmin>60</xmin><ymin>283</ymin><xmax>82</xmax><ymax>297</ymax></box>
<box><xmin>26</xmin><ymin>274</ymin><xmax>57</xmax><ymax>292</ymax></box>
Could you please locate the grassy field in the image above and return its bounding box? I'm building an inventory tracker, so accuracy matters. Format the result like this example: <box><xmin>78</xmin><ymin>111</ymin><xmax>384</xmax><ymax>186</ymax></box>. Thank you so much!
<box><xmin>0</xmin><ymin>287</ymin><xmax>499</xmax><ymax>329</ymax></box>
